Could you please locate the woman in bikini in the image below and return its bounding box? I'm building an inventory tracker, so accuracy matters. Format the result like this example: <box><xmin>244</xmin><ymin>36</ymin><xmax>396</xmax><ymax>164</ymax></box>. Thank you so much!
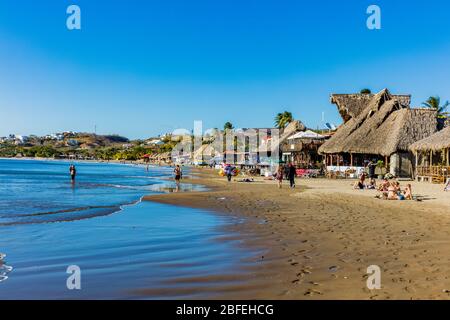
<box><xmin>174</xmin><ymin>165</ymin><xmax>182</xmax><ymax>191</ymax></box>
<box><xmin>276</xmin><ymin>165</ymin><xmax>284</xmax><ymax>189</ymax></box>
<box><xmin>403</xmin><ymin>184</ymin><xmax>412</xmax><ymax>200</ymax></box>
<box><xmin>387</xmin><ymin>182</ymin><xmax>398</xmax><ymax>200</ymax></box>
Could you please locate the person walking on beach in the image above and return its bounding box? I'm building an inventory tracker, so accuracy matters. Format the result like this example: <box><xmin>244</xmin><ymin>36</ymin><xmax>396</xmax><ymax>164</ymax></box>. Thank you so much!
<box><xmin>288</xmin><ymin>163</ymin><xmax>296</xmax><ymax>188</ymax></box>
<box><xmin>367</xmin><ymin>159</ymin><xmax>376</xmax><ymax>179</ymax></box>
<box><xmin>224</xmin><ymin>164</ymin><xmax>233</xmax><ymax>182</ymax></box>
<box><xmin>174</xmin><ymin>165</ymin><xmax>182</xmax><ymax>191</ymax></box>
<box><xmin>276</xmin><ymin>165</ymin><xmax>284</xmax><ymax>189</ymax></box>
<box><xmin>284</xmin><ymin>165</ymin><xmax>290</xmax><ymax>181</ymax></box>
<box><xmin>69</xmin><ymin>165</ymin><xmax>77</xmax><ymax>183</ymax></box>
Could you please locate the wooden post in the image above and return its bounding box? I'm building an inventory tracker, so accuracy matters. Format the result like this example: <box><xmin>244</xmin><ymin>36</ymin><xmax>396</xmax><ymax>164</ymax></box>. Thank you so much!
<box><xmin>430</xmin><ymin>150</ymin><xmax>433</xmax><ymax>167</ymax></box>
<box><xmin>415</xmin><ymin>151</ymin><xmax>418</xmax><ymax>180</ymax></box>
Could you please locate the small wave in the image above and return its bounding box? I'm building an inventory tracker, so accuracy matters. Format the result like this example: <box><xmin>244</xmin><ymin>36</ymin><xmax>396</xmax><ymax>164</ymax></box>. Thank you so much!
<box><xmin>0</xmin><ymin>199</ymin><xmax>140</xmax><ymax>226</ymax></box>
<box><xmin>1</xmin><ymin>205</ymin><xmax>121</xmax><ymax>218</ymax></box>
<box><xmin>0</xmin><ymin>255</ymin><xmax>12</xmax><ymax>283</ymax></box>
<box><xmin>0</xmin><ymin>265</ymin><xmax>13</xmax><ymax>273</ymax></box>
<box><xmin>81</xmin><ymin>182</ymin><xmax>156</xmax><ymax>191</ymax></box>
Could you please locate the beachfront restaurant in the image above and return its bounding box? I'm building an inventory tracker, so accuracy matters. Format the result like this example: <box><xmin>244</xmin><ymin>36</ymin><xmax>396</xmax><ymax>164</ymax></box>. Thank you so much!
<box><xmin>409</xmin><ymin>126</ymin><xmax>450</xmax><ymax>184</ymax></box>
<box><xmin>280</xmin><ymin>130</ymin><xmax>327</xmax><ymax>167</ymax></box>
<box><xmin>319</xmin><ymin>89</ymin><xmax>438</xmax><ymax>179</ymax></box>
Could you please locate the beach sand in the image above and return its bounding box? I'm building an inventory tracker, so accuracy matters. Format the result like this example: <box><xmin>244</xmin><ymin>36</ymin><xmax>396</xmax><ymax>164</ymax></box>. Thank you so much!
<box><xmin>143</xmin><ymin>169</ymin><xmax>450</xmax><ymax>299</ymax></box>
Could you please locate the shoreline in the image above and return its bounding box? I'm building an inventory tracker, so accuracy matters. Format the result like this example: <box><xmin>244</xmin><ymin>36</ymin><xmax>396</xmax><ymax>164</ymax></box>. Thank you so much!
<box><xmin>144</xmin><ymin>168</ymin><xmax>450</xmax><ymax>299</ymax></box>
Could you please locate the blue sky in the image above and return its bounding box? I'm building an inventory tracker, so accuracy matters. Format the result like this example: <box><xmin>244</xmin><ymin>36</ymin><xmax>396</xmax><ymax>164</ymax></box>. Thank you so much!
<box><xmin>1</xmin><ymin>0</ymin><xmax>450</xmax><ymax>139</ymax></box>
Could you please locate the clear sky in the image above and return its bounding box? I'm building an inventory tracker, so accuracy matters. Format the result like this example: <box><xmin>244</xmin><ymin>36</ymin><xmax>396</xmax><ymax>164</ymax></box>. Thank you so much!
<box><xmin>1</xmin><ymin>0</ymin><xmax>450</xmax><ymax>139</ymax></box>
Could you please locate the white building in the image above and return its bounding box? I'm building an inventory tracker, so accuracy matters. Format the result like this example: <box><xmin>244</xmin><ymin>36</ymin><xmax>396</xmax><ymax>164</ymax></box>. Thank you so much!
<box><xmin>146</xmin><ymin>139</ymin><xmax>164</xmax><ymax>146</ymax></box>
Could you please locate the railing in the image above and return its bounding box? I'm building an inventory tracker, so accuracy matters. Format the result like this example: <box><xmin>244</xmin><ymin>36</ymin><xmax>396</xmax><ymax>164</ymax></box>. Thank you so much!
<box><xmin>417</xmin><ymin>166</ymin><xmax>450</xmax><ymax>183</ymax></box>
<box><xmin>417</xmin><ymin>166</ymin><xmax>450</xmax><ymax>177</ymax></box>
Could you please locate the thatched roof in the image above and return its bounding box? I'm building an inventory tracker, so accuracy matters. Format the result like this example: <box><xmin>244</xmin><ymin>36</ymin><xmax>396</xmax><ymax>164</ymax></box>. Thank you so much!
<box><xmin>331</xmin><ymin>92</ymin><xmax>411</xmax><ymax>122</ymax></box>
<box><xmin>192</xmin><ymin>144</ymin><xmax>219</xmax><ymax>160</ymax></box>
<box><xmin>409</xmin><ymin>126</ymin><xmax>450</xmax><ymax>152</ymax></box>
<box><xmin>319</xmin><ymin>89</ymin><xmax>437</xmax><ymax>156</ymax></box>
<box><xmin>277</xmin><ymin>120</ymin><xmax>306</xmax><ymax>145</ymax></box>
<box><xmin>251</xmin><ymin>120</ymin><xmax>306</xmax><ymax>153</ymax></box>
<box><xmin>157</xmin><ymin>152</ymin><xmax>172</xmax><ymax>160</ymax></box>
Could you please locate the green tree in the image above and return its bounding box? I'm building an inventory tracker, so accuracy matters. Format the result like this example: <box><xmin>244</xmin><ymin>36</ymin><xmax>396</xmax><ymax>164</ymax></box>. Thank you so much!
<box><xmin>360</xmin><ymin>88</ymin><xmax>371</xmax><ymax>94</ymax></box>
<box><xmin>422</xmin><ymin>96</ymin><xmax>449</xmax><ymax>118</ymax></box>
<box><xmin>223</xmin><ymin>122</ymin><xmax>234</xmax><ymax>130</ymax></box>
<box><xmin>274</xmin><ymin>111</ymin><xmax>293</xmax><ymax>129</ymax></box>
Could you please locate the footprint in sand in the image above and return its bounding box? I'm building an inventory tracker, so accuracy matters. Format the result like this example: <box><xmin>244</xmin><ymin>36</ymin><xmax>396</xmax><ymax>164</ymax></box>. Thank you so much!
<box><xmin>297</xmin><ymin>268</ymin><xmax>312</xmax><ymax>277</ymax></box>
<box><xmin>304</xmin><ymin>289</ymin><xmax>323</xmax><ymax>296</ymax></box>
<box><xmin>328</xmin><ymin>265</ymin><xmax>339</xmax><ymax>273</ymax></box>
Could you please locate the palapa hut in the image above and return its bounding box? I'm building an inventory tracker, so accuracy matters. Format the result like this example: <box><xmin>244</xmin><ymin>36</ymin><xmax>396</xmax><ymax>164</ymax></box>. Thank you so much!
<box><xmin>409</xmin><ymin>126</ymin><xmax>450</xmax><ymax>183</ymax></box>
<box><xmin>319</xmin><ymin>89</ymin><xmax>438</xmax><ymax>178</ymax></box>
<box><xmin>331</xmin><ymin>92</ymin><xmax>412</xmax><ymax>123</ymax></box>
<box><xmin>274</xmin><ymin>120</ymin><xmax>306</xmax><ymax>161</ymax></box>
<box><xmin>192</xmin><ymin>144</ymin><xmax>220</xmax><ymax>164</ymax></box>
<box><xmin>280</xmin><ymin>130</ymin><xmax>327</xmax><ymax>167</ymax></box>
<box><xmin>222</xmin><ymin>121</ymin><xmax>306</xmax><ymax>166</ymax></box>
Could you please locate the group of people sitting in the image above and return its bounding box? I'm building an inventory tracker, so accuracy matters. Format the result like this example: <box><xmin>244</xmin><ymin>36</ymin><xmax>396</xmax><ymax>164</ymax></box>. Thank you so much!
<box><xmin>352</xmin><ymin>173</ymin><xmax>376</xmax><ymax>190</ymax></box>
<box><xmin>375</xmin><ymin>179</ymin><xmax>413</xmax><ymax>200</ymax></box>
<box><xmin>353</xmin><ymin>173</ymin><xmax>413</xmax><ymax>200</ymax></box>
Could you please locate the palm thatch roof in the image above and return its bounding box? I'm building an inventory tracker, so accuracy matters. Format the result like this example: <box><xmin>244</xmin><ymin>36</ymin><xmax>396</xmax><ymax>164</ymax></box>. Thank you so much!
<box><xmin>192</xmin><ymin>144</ymin><xmax>218</xmax><ymax>160</ymax></box>
<box><xmin>409</xmin><ymin>126</ymin><xmax>450</xmax><ymax>152</ymax></box>
<box><xmin>319</xmin><ymin>89</ymin><xmax>437</xmax><ymax>157</ymax></box>
<box><xmin>277</xmin><ymin>120</ymin><xmax>306</xmax><ymax>145</ymax></box>
<box><xmin>157</xmin><ymin>152</ymin><xmax>172</xmax><ymax>160</ymax></box>
<box><xmin>251</xmin><ymin>120</ymin><xmax>306</xmax><ymax>153</ymax></box>
<box><xmin>331</xmin><ymin>92</ymin><xmax>411</xmax><ymax>122</ymax></box>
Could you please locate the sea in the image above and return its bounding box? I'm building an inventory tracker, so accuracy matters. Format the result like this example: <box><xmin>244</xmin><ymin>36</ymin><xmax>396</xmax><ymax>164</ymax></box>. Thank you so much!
<box><xmin>0</xmin><ymin>159</ymin><xmax>259</xmax><ymax>299</ymax></box>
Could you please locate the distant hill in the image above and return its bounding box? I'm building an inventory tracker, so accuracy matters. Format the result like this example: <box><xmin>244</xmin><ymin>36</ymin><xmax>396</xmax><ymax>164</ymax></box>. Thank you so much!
<box><xmin>71</xmin><ymin>133</ymin><xmax>129</xmax><ymax>146</ymax></box>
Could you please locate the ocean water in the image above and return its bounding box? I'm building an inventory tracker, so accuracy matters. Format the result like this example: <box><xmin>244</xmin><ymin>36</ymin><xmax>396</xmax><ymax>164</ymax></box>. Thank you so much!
<box><xmin>0</xmin><ymin>159</ymin><xmax>259</xmax><ymax>299</ymax></box>
<box><xmin>0</xmin><ymin>159</ymin><xmax>204</xmax><ymax>225</ymax></box>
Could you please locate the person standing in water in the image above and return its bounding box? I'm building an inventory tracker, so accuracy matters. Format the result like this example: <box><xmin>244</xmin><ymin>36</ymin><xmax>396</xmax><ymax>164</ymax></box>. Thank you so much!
<box><xmin>174</xmin><ymin>165</ymin><xmax>182</xmax><ymax>191</ymax></box>
<box><xmin>69</xmin><ymin>165</ymin><xmax>77</xmax><ymax>183</ymax></box>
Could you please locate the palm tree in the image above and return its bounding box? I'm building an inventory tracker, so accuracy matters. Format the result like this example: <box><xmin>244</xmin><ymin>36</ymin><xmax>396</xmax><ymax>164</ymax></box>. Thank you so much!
<box><xmin>223</xmin><ymin>122</ymin><xmax>234</xmax><ymax>130</ymax></box>
<box><xmin>422</xmin><ymin>96</ymin><xmax>449</xmax><ymax>118</ymax></box>
<box><xmin>274</xmin><ymin>111</ymin><xmax>293</xmax><ymax>129</ymax></box>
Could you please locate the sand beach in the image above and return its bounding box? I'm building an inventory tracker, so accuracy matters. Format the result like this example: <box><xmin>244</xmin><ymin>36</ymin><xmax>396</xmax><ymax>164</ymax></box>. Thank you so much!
<box><xmin>144</xmin><ymin>168</ymin><xmax>450</xmax><ymax>299</ymax></box>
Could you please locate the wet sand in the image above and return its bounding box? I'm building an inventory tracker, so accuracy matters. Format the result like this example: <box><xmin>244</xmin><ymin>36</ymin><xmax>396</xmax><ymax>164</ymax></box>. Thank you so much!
<box><xmin>143</xmin><ymin>169</ymin><xmax>450</xmax><ymax>299</ymax></box>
